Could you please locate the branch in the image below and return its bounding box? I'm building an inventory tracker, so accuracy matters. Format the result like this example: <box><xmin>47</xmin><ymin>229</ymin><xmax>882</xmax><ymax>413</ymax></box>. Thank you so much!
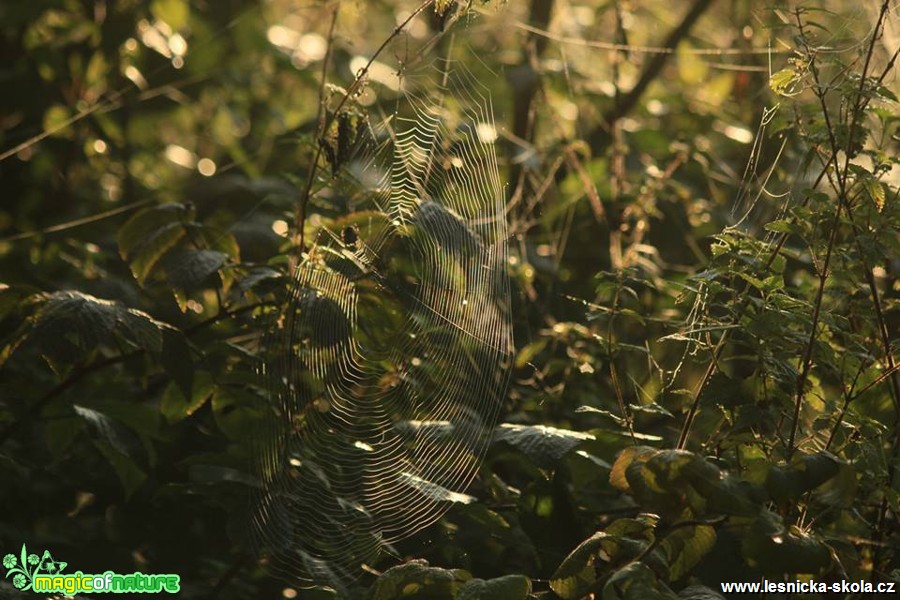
<box><xmin>0</xmin><ymin>301</ymin><xmax>268</xmax><ymax>446</ymax></box>
<box><xmin>587</xmin><ymin>0</ymin><xmax>717</xmax><ymax>156</ymax></box>
<box><xmin>509</xmin><ymin>0</ymin><xmax>555</xmax><ymax>214</ymax></box>
<box><xmin>295</xmin><ymin>2</ymin><xmax>340</xmax><ymax>251</ymax></box>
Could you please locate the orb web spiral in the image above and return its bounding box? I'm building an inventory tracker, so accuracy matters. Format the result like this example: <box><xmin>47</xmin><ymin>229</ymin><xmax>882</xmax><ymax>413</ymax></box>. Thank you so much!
<box><xmin>252</xmin><ymin>56</ymin><xmax>511</xmax><ymax>588</ymax></box>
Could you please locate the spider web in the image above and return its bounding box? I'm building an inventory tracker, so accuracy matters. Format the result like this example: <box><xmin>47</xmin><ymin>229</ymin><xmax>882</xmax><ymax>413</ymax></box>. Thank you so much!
<box><xmin>251</xmin><ymin>52</ymin><xmax>512</xmax><ymax>588</ymax></box>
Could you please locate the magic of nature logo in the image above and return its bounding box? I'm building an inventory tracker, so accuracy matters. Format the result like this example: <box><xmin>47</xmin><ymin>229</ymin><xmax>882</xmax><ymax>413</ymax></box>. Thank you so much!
<box><xmin>3</xmin><ymin>544</ymin><xmax>180</xmax><ymax>595</ymax></box>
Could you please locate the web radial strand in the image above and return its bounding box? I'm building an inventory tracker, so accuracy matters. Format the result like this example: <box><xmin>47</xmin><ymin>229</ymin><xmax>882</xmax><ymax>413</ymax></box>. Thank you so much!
<box><xmin>252</xmin><ymin>57</ymin><xmax>511</xmax><ymax>588</ymax></box>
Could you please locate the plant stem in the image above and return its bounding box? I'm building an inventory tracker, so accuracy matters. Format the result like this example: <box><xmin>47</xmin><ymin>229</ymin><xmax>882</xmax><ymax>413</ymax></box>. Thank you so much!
<box><xmin>295</xmin><ymin>2</ymin><xmax>340</xmax><ymax>252</ymax></box>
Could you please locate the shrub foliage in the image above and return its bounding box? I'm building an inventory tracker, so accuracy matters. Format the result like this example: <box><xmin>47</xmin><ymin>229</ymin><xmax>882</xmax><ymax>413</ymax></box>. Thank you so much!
<box><xmin>1</xmin><ymin>1</ymin><xmax>898</xmax><ymax>598</ymax></box>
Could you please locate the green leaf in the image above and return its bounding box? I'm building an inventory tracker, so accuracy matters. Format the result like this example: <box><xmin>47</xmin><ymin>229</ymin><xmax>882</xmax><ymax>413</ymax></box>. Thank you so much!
<box><xmin>549</xmin><ymin>519</ymin><xmax>658</xmax><ymax>598</ymax></box>
<box><xmin>118</xmin><ymin>204</ymin><xmax>191</xmax><ymax>285</ymax></box>
<box><xmin>88</xmin><ymin>399</ymin><xmax>160</xmax><ymax>462</ymax></box>
<box><xmin>614</xmin><ymin>450</ymin><xmax>738</xmax><ymax>519</ymax></box>
<box><xmin>515</xmin><ymin>339</ymin><xmax>548</xmax><ymax>369</ymax></box>
<box><xmin>396</xmin><ymin>472</ymin><xmax>476</xmax><ymax>505</ymax></box>
<box><xmin>813</xmin><ymin>461</ymin><xmax>857</xmax><ymax>507</ymax></box>
<box><xmin>161</xmin><ymin>328</ymin><xmax>194</xmax><ymax>400</ymax></box>
<box><xmin>575</xmin><ymin>405</ymin><xmax>627</xmax><ymax>426</ymax></box>
<box><xmin>626</xmin><ymin>450</ymin><xmax>700</xmax><ymax>517</ymax></box>
<box><xmin>609</xmin><ymin>446</ymin><xmax>657</xmax><ymax>492</ymax></box>
<box><xmin>741</xmin><ymin>510</ymin><xmax>831</xmax><ymax>574</ymax></box>
<box><xmin>863</xmin><ymin>177</ymin><xmax>886</xmax><ymax>212</ymax></box>
<box><xmin>628</xmin><ymin>402</ymin><xmax>674</xmax><ymax>418</ymax></box>
<box><xmin>43</xmin><ymin>411</ymin><xmax>83</xmax><ymax>457</ymax></box>
<box><xmin>493</xmin><ymin>424</ymin><xmax>594</xmax><ymax>469</ymax></box>
<box><xmin>457</xmin><ymin>575</ymin><xmax>531</xmax><ymax>600</ymax></box>
<box><xmin>192</xmin><ymin>225</ymin><xmax>240</xmax><ymax>260</ymax></box>
<box><xmin>638</xmin><ymin>449</ymin><xmax>699</xmax><ymax>491</ymax></box>
<box><xmin>737</xmin><ymin>272</ymin><xmax>782</xmax><ymax>293</ymax></box>
<box><xmin>693</xmin><ymin>475</ymin><xmax>759</xmax><ymax>517</ymax></box>
<box><xmin>699</xmin><ymin>373</ymin><xmax>750</xmax><ymax>410</ymax></box>
<box><xmin>875</xmin><ymin>84</ymin><xmax>898</xmax><ymax>102</ymax></box>
<box><xmin>117</xmin><ymin>203</ymin><xmax>190</xmax><ymax>258</ymax></box>
<box><xmin>765</xmin><ymin>451</ymin><xmax>841</xmax><ymax>502</ymax></box>
<box><xmin>160</xmin><ymin>370</ymin><xmax>214</xmax><ymax>423</ymax></box>
<box><xmin>4</xmin><ymin>291</ymin><xmax>167</xmax><ymax>368</ymax></box>
<box><xmin>369</xmin><ymin>560</ymin><xmax>470</xmax><ymax>600</ymax></box>
<box><xmin>659</xmin><ymin>524</ymin><xmax>716</xmax><ymax>580</ymax></box>
<box><xmin>163</xmin><ymin>249</ymin><xmax>229</xmax><ymax>290</ymax></box>
<box><xmin>94</xmin><ymin>441</ymin><xmax>147</xmax><ymax>499</ymax></box>
<box><xmin>550</xmin><ymin>532</ymin><xmax>606</xmax><ymax>600</ymax></box>
<box><xmin>764</xmin><ymin>219</ymin><xmax>795</xmax><ymax>234</ymax></box>
<box><xmin>769</xmin><ymin>68</ymin><xmax>800</xmax><ymax>96</ymax></box>
<box><xmin>74</xmin><ymin>404</ymin><xmax>141</xmax><ymax>458</ymax></box>
<box><xmin>85</xmin><ymin>51</ymin><xmax>109</xmax><ymax>92</ymax></box>
<box><xmin>128</xmin><ymin>222</ymin><xmax>186</xmax><ymax>285</ymax></box>
<box><xmin>212</xmin><ymin>385</ymin><xmax>265</xmax><ymax>441</ymax></box>
<box><xmin>237</xmin><ymin>267</ymin><xmax>284</xmax><ymax>294</ymax></box>
<box><xmin>769</xmin><ymin>528</ymin><xmax>832</xmax><ymax>574</ymax></box>
<box><xmin>603</xmin><ymin>562</ymin><xmax>679</xmax><ymax>600</ymax></box>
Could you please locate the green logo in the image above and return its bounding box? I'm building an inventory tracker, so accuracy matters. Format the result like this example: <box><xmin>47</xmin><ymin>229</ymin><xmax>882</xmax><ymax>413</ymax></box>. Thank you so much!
<box><xmin>3</xmin><ymin>545</ymin><xmax>180</xmax><ymax>595</ymax></box>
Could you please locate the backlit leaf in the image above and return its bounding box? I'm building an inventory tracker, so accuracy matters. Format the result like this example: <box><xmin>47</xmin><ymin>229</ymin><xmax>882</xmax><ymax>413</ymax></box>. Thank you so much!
<box><xmin>550</xmin><ymin>532</ymin><xmax>605</xmax><ymax>599</ymax></box>
<box><xmin>660</xmin><ymin>524</ymin><xmax>716</xmax><ymax>580</ymax></box>
<box><xmin>864</xmin><ymin>178</ymin><xmax>886</xmax><ymax>212</ymax></box>
<box><xmin>770</xmin><ymin>68</ymin><xmax>800</xmax><ymax>96</ymax></box>
<box><xmin>610</xmin><ymin>446</ymin><xmax>657</xmax><ymax>492</ymax></box>
<box><xmin>493</xmin><ymin>424</ymin><xmax>594</xmax><ymax>469</ymax></box>
<box><xmin>369</xmin><ymin>561</ymin><xmax>469</xmax><ymax>600</ymax></box>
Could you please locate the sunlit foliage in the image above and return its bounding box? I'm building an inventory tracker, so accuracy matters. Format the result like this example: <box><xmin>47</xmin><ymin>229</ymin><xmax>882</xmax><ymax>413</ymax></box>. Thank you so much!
<box><xmin>1</xmin><ymin>1</ymin><xmax>898</xmax><ymax>598</ymax></box>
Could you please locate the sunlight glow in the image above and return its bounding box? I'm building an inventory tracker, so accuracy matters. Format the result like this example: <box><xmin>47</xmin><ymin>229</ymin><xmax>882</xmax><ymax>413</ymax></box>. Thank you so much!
<box><xmin>267</xmin><ymin>24</ymin><xmax>300</xmax><ymax>49</ymax></box>
<box><xmin>475</xmin><ymin>122</ymin><xmax>498</xmax><ymax>144</ymax></box>
<box><xmin>165</xmin><ymin>145</ymin><xmax>196</xmax><ymax>169</ymax></box>
<box><xmin>349</xmin><ymin>56</ymin><xmax>401</xmax><ymax>91</ymax></box>
<box><xmin>271</xmin><ymin>220</ymin><xmax>289</xmax><ymax>237</ymax></box>
<box><xmin>715</xmin><ymin>121</ymin><xmax>754</xmax><ymax>144</ymax></box>
<box><xmin>197</xmin><ymin>158</ymin><xmax>216</xmax><ymax>176</ymax></box>
<box><xmin>268</xmin><ymin>25</ymin><xmax>327</xmax><ymax>68</ymax></box>
<box><xmin>123</xmin><ymin>66</ymin><xmax>148</xmax><ymax>90</ymax></box>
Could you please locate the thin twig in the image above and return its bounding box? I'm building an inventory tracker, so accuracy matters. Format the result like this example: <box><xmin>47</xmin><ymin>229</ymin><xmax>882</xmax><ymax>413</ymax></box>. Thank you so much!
<box><xmin>587</xmin><ymin>0</ymin><xmax>717</xmax><ymax>156</ymax></box>
<box><xmin>0</xmin><ymin>199</ymin><xmax>154</xmax><ymax>243</ymax></box>
<box><xmin>295</xmin><ymin>2</ymin><xmax>340</xmax><ymax>250</ymax></box>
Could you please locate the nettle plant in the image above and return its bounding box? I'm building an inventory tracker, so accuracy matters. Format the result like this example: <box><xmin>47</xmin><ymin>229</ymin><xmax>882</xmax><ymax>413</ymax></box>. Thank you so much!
<box><xmin>375</xmin><ymin>5</ymin><xmax>898</xmax><ymax>599</ymax></box>
<box><xmin>539</xmin><ymin>5</ymin><xmax>899</xmax><ymax>598</ymax></box>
